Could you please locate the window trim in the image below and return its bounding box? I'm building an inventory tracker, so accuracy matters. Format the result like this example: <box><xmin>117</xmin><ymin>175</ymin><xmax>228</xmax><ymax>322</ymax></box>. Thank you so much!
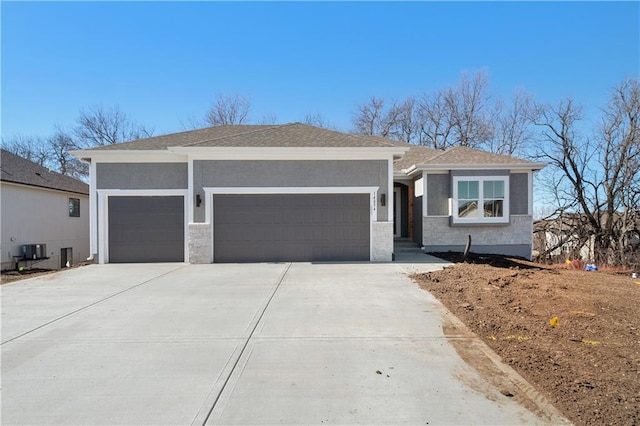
<box><xmin>68</xmin><ymin>197</ymin><xmax>80</xmax><ymax>217</ymax></box>
<box><xmin>452</xmin><ymin>176</ymin><xmax>509</xmax><ymax>224</ymax></box>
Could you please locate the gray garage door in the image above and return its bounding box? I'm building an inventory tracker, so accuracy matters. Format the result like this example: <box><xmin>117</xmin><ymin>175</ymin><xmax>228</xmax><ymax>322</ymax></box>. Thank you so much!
<box><xmin>108</xmin><ymin>196</ymin><xmax>184</xmax><ymax>263</ymax></box>
<box><xmin>213</xmin><ymin>194</ymin><xmax>370</xmax><ymax>262</ymax></box>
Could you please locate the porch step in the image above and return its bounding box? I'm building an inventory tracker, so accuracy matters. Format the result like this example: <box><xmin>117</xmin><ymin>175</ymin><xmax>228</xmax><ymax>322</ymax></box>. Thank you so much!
<box><xmin>393</xmin><ymin>239</ymin><xmax>424</xmax><ymax>254</ymax></box>
<box><xmin>394</xmin><ymin>239</ymin><xmax>420</xmax><ymax>247</ymax></box>
<box><xmin>395</xmin><ymin>247</ymin><xmax>424</xmax><ymax>254</ymax></box>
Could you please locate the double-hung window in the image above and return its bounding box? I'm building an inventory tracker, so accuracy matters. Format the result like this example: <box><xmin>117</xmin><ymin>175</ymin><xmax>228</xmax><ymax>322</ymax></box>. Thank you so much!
<box><xmin>452</xmin><ymin>176</ymin><xmax>509</xmax><ymax>224</ymax></box>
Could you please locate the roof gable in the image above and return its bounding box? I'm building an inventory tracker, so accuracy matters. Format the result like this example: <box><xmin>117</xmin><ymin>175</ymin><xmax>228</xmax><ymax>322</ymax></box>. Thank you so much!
<box><xmin>0</xmin><ymin>149</ymin><xmax>89</xmax><ymax>195</ymax></box>
<box><xmin>394</xmin><ymin>145</ymin><xmax>544</xmax><ymax>173</ymax></box>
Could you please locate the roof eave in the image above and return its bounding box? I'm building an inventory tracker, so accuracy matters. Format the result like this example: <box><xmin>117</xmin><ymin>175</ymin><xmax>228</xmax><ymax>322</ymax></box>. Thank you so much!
<box><xmin>412</xmin><ymin>162</ymin><xmax>548</xmax><ymax>172</ymax></box>
<box><xmin>1</xmin><ymin>179</ymin><xmax>89</xmax><ymax>196</ymax></box>
<box><xmin>393</xmin><ymin>161</ymin><xmax>547</xmax><ymax>178</ymax></box>
<box><xmin>69</xmin><ymin>149</ymin><xmax>177</xmax><ymax>157</ymax></box>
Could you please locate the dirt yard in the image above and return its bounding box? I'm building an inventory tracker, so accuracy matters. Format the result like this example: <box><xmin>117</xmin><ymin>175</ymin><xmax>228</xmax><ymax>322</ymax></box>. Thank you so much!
<box><xmin>1</xmin><ymin>263</ymin><xmax>91</xmax><ymax>285</ymax></box>
<box><xmin>412</xmin><ymin>253</ymin><xmax>639</xmax><ymax>426</ymax></box>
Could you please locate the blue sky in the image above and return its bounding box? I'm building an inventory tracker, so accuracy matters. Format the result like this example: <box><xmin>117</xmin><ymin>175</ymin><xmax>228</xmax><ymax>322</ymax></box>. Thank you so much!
<box><xmin>2</xmin><ymin>1</ymin><xmax>638</xmax><ymax>139</ymax></box>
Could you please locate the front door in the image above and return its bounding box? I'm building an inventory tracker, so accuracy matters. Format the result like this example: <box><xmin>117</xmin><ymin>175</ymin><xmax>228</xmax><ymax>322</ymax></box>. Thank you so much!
<box><xmin>393</xmin><ymin>187</ymin><xmax>401</xmax><ymax>237</ymax></box>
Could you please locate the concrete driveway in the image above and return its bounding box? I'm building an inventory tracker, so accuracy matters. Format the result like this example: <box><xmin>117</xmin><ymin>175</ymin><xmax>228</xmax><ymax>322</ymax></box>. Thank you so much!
<box><xmin>1</xmin><ymin>262</ymin><xmax>567</xmax><ymax>425</ymax></box>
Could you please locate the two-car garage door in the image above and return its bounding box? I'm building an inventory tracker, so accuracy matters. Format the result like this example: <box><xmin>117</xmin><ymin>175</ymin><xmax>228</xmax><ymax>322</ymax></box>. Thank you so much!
<box><xmin>213</xmin><ymin>194</ymin><xmax>370</xmax><ymax>262</ymax></box>
<box><xmin>106</xmin><ymin>193</ymin><xmax>371</xmax><ymax>263</ymax></box>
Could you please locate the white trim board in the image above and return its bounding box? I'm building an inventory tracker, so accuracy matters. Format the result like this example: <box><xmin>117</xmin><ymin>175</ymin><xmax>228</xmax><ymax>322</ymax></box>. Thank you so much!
<box><xmin>70</xmin><ymin>152</ymin><xmax>188</xmax><ymax>163</ymax></box>
<box><xmin>89</xmin><ymin>161</ymin><xmax>97</xmax><ymax>258</ymax></box>
<box><xmin>187</xmin><ymin>158</ymin><xmax>194</xmax><ymax>223</ymax></box>
<box><xmin>72</xmin><ymin>147</ymin><xmax>407</xmax><ymax>162</ymax></box>
<box><xmin>96</xmin><ymin>189</ymin><xmax>189</xmax><ymax>264</ymax></box>
<box><xmin>422</xmin><ymin>172</ymin><xmax>428</xmax><ymax>219</ymax></box>
<box><xmin>387</xmin><ymin>158</ymin><xmax>394</xmax><ymax>222</ymax></box>
<box><xmin>202</xmin><ymin>186</ymin><xmax>380</xmax><ymax>263</ymax></box>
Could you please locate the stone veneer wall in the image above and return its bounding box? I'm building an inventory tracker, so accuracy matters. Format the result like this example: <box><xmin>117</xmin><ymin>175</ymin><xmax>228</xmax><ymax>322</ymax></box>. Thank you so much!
<box><xmin>372</xmin><ymin>221</ymin><xmax>393</xmax><ymax>261</ymax></box>
<box><xmin>422</xmin><ymin>215</ymin><xmax>533</xmax><ymax>258</ymax></box>
<box><xmin>188</xmin><ymin>223</ymin><xmax>211</xmax><ymax>264</ymax></box>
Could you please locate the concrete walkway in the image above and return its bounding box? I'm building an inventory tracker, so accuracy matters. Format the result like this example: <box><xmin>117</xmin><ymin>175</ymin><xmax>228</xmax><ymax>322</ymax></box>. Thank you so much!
<box><xmin>392</xmin><ymin>238</ymin><xmax>452</xmax><ymax>274</ymax></box>
<box><xmin>1</xmin><ymin>262</ymin><xmax>568</xmax><ymax>425</ymax></box>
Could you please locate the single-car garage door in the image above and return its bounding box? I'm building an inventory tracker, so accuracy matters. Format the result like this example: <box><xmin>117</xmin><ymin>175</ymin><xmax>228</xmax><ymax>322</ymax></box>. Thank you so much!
<box><xmin>213</xmin><ymin>194</ymin><xmax>370</xmax><ymax>262</ymax></box>
<box><xmin>108</xmin><ymin>196</ymin><xmax>184</xmax><ymax>263</ymax></box>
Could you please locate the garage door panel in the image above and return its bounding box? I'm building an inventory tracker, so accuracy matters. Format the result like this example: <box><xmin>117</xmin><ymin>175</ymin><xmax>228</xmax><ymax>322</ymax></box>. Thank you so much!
<box><xmin>108</xmin><ymin>196</ymin><xmax>184</xmax><ymax>263</ymax></box>
<box><xmin>214</xmin><ymin>194</ymin><xmax>370</xmax><ymax>262</ymax></box>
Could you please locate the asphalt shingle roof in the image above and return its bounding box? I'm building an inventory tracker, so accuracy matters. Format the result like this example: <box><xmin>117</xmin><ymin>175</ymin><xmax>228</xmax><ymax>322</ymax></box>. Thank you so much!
<box><xmin>393</xmin><ymin>145</ymin><xmax>542</xmax><ymax>172</ymax></box>
<box><xmin>424</xmin><ymin>146</ymin><xmax>539</xmax><ymax>166</ymax></box>
<box><xmin>392</xmin><ymin>143</ymin><xmax>441</xmax><ymax>171</ymax></box>
<box><xmin>0</xmin><ymin>149</ymin><xmax>89</xmax><ymax>195</ymax></box>
<box><xmin>87</xmin><ymin>123</ymin><xmax>399</xmax><ymax>150</ymax></box>
<box><xmin>76</xmin><ymin>123</ymin><xmax>541</xmax><ymax>172</ymax></box>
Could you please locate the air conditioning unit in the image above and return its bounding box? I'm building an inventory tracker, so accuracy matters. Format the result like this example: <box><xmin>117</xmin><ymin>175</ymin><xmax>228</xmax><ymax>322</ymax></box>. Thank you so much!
<box><xmin>22</xmin><ymin>244</ymin><xmax>47</xmax><ymax>260</ymax></box>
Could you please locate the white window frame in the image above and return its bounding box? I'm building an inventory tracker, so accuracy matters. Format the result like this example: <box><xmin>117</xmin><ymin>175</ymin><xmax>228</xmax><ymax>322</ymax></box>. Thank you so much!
<box><xmin>452</xmin><ymin>176</ymin><xmax>509</xmax><ymax>224</ymax></box>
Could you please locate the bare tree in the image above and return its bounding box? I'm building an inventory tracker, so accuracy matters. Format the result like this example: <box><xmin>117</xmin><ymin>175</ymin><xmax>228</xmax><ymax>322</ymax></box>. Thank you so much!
<box><xmin>412</xmin><ymin>70</ymin><xmax>498</xmax><ymax>150</ymax></box>
<box><xmin>487</xmin><ymin>89</ymin><xmax>534</xmax><ymax>156</ymax></box>
<box><xmin>179</xmin><ymin>113</ymin><xmax>207</xmax><ymax>131</ymax></box>
<box><xmin>303</xmin><ymin>112</ymin><xmax>330</xmax><ymax>128</ymax></box>
<box><xmin>599</xmin><ymin>78</ymin><xmax>640</xmax><ymax>265</ymax></box>
<box><xmin>533</xmin><ymin>78</ymin><xmax>640</xmax><ymax>266</ymax></box>
<box><xmin>415</xmin><ymin>90</ymin><xmax>454</xmax><ymax>149</ymax></box>
<box><xmin>1</xmin><ymin>134</ymin><xmax>49</xmax><ymax>166</ymax></box>
<box><xmin>3</xmin><ymin>106</ymin><xmax>151</xmax><ymax>179</ymax></box>
<box><xmin>259</xmin><ymin>111</ymin><xmax>278</xmax><ymax>125</ymax></box>
<box><xmin>74</xmin><ymin>105</ymin><xmax>152</xmax><ymax>147</ymax></box>
<box><xmin>387</xmin><ymin>98</ymin><xmax>417</xmax><ymax>143</ymax></box>
<box><xmin>351</xmin><ymin>96</ymin><xmax>416</xmax><ymax>142</ymax></box>
<box><xmin>47</xmin><ymin>128</ymin><xmax>87</xmax><ymax>179</ymax></box>
<box><xmin>352</xmin><ymin>96</ymin><xmax>386</xmax><ymax>136</ymax></box>
<box><xmin>444</xmin><ymin>70</ymin><xmax>495</xmax><ymax>147</ymax></box>
<box><xmin>1</xmin><ymin>131</ymin><xmax>86</xmax><ymax>180</ymax></box>
<box><xmin>205</xmin><ymin>94</ymin><xmax>252</xmax><ymax>126</ymax></box>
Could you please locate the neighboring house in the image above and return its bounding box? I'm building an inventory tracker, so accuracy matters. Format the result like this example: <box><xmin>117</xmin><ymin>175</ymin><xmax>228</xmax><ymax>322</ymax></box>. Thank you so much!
<box><xmin>533</xmin><ymin>213</ymin><xmax>640</xmax><ymax>262</ymax></box>
<box><xmin>70</xmin><ymin>123</ymin><xmax>545</xmax><ymax>264</ymax></box>
<box><xmin>533</xmin><ymin>215</ymin><xmax>594</xmax><ymax>261</ymax></box>
<box><xmin>1</xmin><ymin>149</ymin><xmax>90</xmax><ymax>270</ymax></box>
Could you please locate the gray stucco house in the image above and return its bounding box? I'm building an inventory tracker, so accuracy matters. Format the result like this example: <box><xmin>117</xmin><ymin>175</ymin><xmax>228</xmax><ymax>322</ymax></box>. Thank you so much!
<box><xmin>70</xmin><ymin>123</ymin><xmax>544</xmax><ymax>264</ymax></box>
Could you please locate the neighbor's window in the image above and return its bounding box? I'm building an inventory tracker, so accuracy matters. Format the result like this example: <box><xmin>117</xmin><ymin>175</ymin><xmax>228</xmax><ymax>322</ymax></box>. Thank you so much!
<box><xmin>452</xmin><ymin>176</ymin><xmax>509</xmax><ymax>224</ymax></box>
<box><xmin>69</xmin><ymin>198</ymin><xmax>80</xmax><ymax>217</ymax></box>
